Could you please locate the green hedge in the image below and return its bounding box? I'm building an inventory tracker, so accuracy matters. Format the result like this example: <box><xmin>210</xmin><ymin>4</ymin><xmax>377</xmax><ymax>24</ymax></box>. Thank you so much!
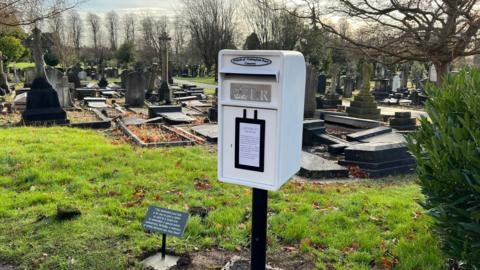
<box><xmin>408</xmin><ymin>68</ymin><xmax>480</xmax><ymax>269</ymax></box>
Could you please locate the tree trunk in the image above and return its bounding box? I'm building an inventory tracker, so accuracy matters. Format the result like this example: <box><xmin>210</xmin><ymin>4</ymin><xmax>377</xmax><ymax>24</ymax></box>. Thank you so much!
<box><xmin>433</xmin><ymin>61</ymin><xmax>449</xmax><ymax>86</ymax></box>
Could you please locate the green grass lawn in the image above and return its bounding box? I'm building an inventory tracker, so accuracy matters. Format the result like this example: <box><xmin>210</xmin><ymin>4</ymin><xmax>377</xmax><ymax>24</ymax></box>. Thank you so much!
<box><xmin>175</xmin><ymin>76</ymin><xmax>216</xmax><ymax>85</ymax></box>
<box><xmin>0</xmin><ymin>127</ymin><xmax>445</xmax><ymax>269</ymax></box>
<box><xmin>8</xmin><ymin>62</ymin><xmax>36</xmax><ymax>69</ymax></box>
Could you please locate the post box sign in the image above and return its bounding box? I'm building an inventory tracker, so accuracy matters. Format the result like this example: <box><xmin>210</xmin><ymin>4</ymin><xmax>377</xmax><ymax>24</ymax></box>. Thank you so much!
<box><xmin>218</xmin><ymin>50</ymin><xmax>306</xmax><ymax>191</ymax></box>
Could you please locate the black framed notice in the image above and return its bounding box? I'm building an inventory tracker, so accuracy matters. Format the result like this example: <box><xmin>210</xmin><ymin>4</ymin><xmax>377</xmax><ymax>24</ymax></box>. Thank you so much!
<box><xmin>235</xmin><ymin>116</ymin><xmax>266</xmax><ymax>172</ymax></box>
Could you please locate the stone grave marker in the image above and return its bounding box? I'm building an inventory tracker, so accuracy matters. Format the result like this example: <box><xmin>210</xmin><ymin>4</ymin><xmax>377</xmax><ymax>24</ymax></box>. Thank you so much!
<box><xmin>22</xmin><ymin>78</ymin><xmax>69</xmax><ymax>124</ymax></box>
<box><xmin>392</xmin><ymin>75</ymin><xmax>401</xmax><ymax>92</ymax></box>
<box><xmin>304</xmin><ymin>64</ymin><xmax>318</xmax><ymax>118</ymax></box>
<box><xmin>339</xmin><ymin>142</ymin><xmax>416</xmax><ymax>178</ymax></box>
<box><xmin>125</xmin><ymin>72</ymin><xmax>146</xmax><ymax>107</ymax></box>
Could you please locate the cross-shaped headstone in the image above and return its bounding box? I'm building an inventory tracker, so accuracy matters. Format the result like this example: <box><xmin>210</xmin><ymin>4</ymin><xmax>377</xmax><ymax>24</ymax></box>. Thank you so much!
<box><xmin>22</xmin><ymin>28</ymin><xmax>54</xmax><ymax>80</ymax></box>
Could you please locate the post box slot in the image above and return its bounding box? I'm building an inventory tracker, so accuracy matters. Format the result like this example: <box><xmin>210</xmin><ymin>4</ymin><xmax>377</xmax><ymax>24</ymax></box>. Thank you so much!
<box><xmin>221</xmin><ymin>74</ymin><xmax>277</xmax><ymax>80</ymax></box>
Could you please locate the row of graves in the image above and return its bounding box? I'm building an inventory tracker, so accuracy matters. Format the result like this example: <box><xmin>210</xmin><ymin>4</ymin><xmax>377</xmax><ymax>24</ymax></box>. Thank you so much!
<box><xmin>300</xmin><ymin>62</ymin><xmax>421</xmax><ymax>180</ymax></box>
<box><xmin>316</xmin><ymin>62</ymin><xmax>435</xmax><ymax>110</ymax></box>
<box><xmin>1</xmin><ymin>60</ymin><xmax>423</xmax><ymax>181</ymax></box>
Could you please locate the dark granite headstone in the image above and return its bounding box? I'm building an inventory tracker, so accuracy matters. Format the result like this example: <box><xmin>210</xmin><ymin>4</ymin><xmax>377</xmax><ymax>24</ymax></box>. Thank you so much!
<box><xmin>389</xmin><ymin>111</ymin><xmax>417</xmax><ymax>130</ymax></box>
<box><xmin>303</xmin><ymin>119</ymin><xmax>326</xmax><ymax>146</ymax></box>
<box><xmin>22</xmin><ymin>78</ymin><xmax>69</xmax><ymax>125</ymax></box>
<box><xmin>317</xmin><ymin>74</ymin><xmax>326</xmax><ymax>94</ymax></box>
<box><xmin>98</xmin><ymin>77</ymin><xmax>109</xmax><ymax>89</ymax></box>
<box><xmin>125</xmin><ymin>72</ymin><xmax>146</xmax><ymax>107</ymax></box>
<box><xmin>339</xmin><ymin>142</ymin><xmax>415</xmax><ymax>178</ymax></box>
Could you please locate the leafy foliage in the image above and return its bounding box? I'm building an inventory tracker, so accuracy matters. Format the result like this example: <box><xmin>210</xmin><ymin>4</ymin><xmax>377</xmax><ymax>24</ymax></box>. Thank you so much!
<box><xmin>407</xmin><ymin>68</ymin><xmax>480</xmax><ymax>269</ymax></box>
<box><xmin>0</xmin><ymin>35</ymin><xmax>26</xmax><ymax>63</ymax></box>
<box><xmin>116</xmin><ymin>42</ymin><xmax>136</xmax><ymax>66</ymax></box>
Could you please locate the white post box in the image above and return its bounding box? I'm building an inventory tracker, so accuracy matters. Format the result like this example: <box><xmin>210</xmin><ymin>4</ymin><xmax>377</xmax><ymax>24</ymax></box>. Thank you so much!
<box><xmin>218</xmin><ymin>50</ymin><xmax>306</xmax><ymax>191</ymax></box>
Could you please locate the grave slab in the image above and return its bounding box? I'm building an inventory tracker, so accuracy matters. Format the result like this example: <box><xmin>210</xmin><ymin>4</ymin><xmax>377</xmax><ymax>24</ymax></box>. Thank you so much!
<box><xmin>346</xmin><ymin>126</ymin><xmax>392</xmax><ymax>142</ymax></box>
<box><xmin>339</xmin><ymin>142</ymin><xmax>415</xmax><ymax>178</ymax></box>
<box><xmin>191</xmin><ymin>124</ymin><xmax>218</xmax><ymax>142</ymax></box>
<box><xmin>160</xmin><ymin>112</ymin><xmax>195</xmax><ymax>124</ymax></box>
<box><xmin>325</xmin><ymin>115</ymin><xmax>381</xmax><ymax>129</ymax></box>
<box><xmin>298</xmin><ymin>151</ymin><xmax>349</xmax><ymax>179</ymax></box>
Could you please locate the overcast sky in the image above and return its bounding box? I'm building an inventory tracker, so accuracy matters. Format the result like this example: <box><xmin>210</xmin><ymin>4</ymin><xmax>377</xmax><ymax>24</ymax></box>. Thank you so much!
<box><xmin>78</xmin><ymin>0</ymin><xmax>181</xmax><ymax>16</ymax></box>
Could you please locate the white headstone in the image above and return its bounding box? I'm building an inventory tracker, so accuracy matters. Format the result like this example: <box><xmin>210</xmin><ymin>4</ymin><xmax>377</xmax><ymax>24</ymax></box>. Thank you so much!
<box><xmin>78</xmin><ymin>71</ymin><xmax>87</xmax><ymax>80</ymax></box>
<box><xmin>429</xmin><ymin>65</ymin><xmax>437</xmax><ymax>82</ymax></box>
<box><xmin>392</xmin><ymin>75</ymin><xmax>401</xmax><ymax>91</ymax></box>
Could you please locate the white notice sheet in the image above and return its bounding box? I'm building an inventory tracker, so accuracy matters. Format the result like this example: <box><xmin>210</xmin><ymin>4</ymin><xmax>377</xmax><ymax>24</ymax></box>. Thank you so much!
<box><xmin>238</xmin><ymin>122</ymin><xmax>261</xmax><ymax>167</ymax></box>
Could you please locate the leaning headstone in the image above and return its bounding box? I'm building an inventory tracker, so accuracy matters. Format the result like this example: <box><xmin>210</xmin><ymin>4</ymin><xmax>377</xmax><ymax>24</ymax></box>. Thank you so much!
<box><xmin>304</xmin><ymin>64</ymin><xmax>318</xmax><ymax>118</ymax></box>
<box><xmin>22</xmin><ymin>78</ymin><xmax>69</xmax><ymax>125</ymax></box>
<box><xmin>125</xmin><ymin>72</ymin><xmax>146</xmax><ymax>107</ymax></box>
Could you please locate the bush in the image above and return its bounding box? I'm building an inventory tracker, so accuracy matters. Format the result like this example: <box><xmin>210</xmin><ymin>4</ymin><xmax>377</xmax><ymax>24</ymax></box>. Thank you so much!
<box><xmin>407</xmin><ymin>68</ymin><xmax>480</xmax><ymax>269</ymax></box>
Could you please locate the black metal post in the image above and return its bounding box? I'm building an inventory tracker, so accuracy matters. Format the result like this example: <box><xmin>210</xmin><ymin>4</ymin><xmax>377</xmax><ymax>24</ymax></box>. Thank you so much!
<box><xmin>251</xmin><ymin>188</ymin><xmax>268</xmax><ymax>270</ymax></box>
<box><xmin>161</xmin><ymin>233</ymin><xmax>167</xmax><ymax>260</ymax></box>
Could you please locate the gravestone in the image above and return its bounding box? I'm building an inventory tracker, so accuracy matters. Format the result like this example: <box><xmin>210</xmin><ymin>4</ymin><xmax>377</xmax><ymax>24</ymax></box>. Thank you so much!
<box><xmin>24</xmin><ymin>67</ymin><xmax>36</xmax><ymax>87</ymax></box>
<box><xmin>346</xmin><ymin>62</ymin><xmax>381</xmax><ymax>121</ymax></box>
<box><xmin>78</xmin><ymin>70</ymin><xmax>87</xmax><ymax>80</ymax></box>
<box><xmin>304</xmin><ymin>64</ymin><xmax>318</xmax><ymax>118</ymax></box>
<box><xmin>120</xmin><ymin>70</ymin><xmax>129</xmax><ymax>88</ymax></box>
<box><xmin>318</xmin><ymin>64</ymin><xmax>342</xmax><ymax>109</ymax></box>
<box><xmin>429</xmin><ymin>65</ymin><xmax>437</xmax><ymax>82</ymax></box>
<box><xmin>125</xmin><ymin>72</ymin><xmax>146</xmax><ymax>107</ymax></box>
<box><xmin>392</xmin><ymin>75</ymin><xmax>401</xmax><ymax>92</ymax></box>
<box><xmin>389</xmin><ymin>111</ymin><xmax>416</xmax><ymax>130</ymax></box>
<box><xmin>303</xmin><ymin>119</ymin><xmax>325</xmax><ymax>146</ymax></box>
<box><xmin>0</xmin><ymin>52</ymin><xmax>9</xmax><ymax>93</ymax></box>
<box><xmin>343</xmin><ymin>76</ymin><xmax>354</xmax><ymax>98</ymax></box>
<box><xmin>67</xmin><ymin>71</ymin><xmax>81</xmax><ymax>89</ymax></box>
<box><xmin>98</xmin><ymin>77</ymin><xmax>108</xmax><ymax>88</ymax></box>
<box><xmin>46</xmin><ymin>68</ymin><xmax>73</xmax><ymax>108</ymax></box>
<box><xmin>299</xmin><ymin>151</ymin><xmax>349</xmax><ymax>179</ymax></box>
<box><xmin>339</xmin><ymin>142</ymin><xmax>416</xmax><ymax>178</ymax></box>
<box><xmin>317</xmin><ymin>74</ymin><xmax>326</xmax><ymax>94</ymax></box>
<box><xmin>22</xmin><ymin>78</ymin><xmax>69</xmax><ymax>125</ymax></box>
<box><xmin>158</xmin><ymin>81</ymin><xmax>172</xmax><ymax>104</ymax></box>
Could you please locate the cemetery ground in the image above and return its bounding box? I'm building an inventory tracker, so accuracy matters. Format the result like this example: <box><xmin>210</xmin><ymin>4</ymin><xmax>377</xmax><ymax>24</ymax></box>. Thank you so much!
<box><xmin>0</xmin><ymin>127</ymin><xmax>445</xmax><ymax>270</ymax></box>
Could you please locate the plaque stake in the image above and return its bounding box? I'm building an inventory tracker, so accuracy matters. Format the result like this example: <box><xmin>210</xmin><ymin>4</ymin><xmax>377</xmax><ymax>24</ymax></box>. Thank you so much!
<box><xmin>251</xmin><ymin>188</ymin><xmax>268</xmax><ymax>270</ymax></box>
<box><xmin>161</xmin><ymin>233</ymin><xmax>167</xmax><ymax>259</ymax></box>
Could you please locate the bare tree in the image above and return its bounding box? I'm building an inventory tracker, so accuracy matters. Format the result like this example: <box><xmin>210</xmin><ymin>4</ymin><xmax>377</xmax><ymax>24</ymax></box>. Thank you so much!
<box><xmin>243</xmin><ymin>0</ymin><xmax>303</xmax><ymax>50</ymax></box>
<box><xmin>182</xmin><ymin>0</ymin><xmax>237</xmax><ymax>76</ymax></box>
<box><xmin>87</xmin><ymin>13</ymin><xmax>101</xmax><ymax>58</ymax></box>
<box><xmin>105</xmin><ymin>10</ymin><xmax>119</xmax><ymax>50</ymax></box>
<box><xmin>140</xmin><ymin>15</ymin><xmax>169</xmax><ymax>64</ymax></box>
<box><xmin>172</xmin><ymin>15</ymin><xmax>187</xmax><ymax>63</ymax></box>
<box><xmin>123</xmin><ymin>13</ymin><xmax>136</xmax><ymax>44</ymax></box>
<box><xmin>0</xmin><ymin>0</ymin><xmax>82</xmax><ymax>27</ymax></box>
<box><xmin>67</xmin><ymin>9</ymin><xmax>82</xmax><ymax>58</ymax></box>
<box><xmin>288</xmin><ymin>0</ymin><xmax>480</xmax><ymax>84</ymax></box>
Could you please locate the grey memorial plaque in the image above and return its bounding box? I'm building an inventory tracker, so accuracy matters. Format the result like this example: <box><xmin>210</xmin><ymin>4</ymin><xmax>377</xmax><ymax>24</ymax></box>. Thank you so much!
<box><xmin>230</xmin><ymin>83</ymin><xmax>271</xmax><ymax>102</ymax></box>
<box><xmin>143</xmin><ymin>206</ymin><xmax>189</xmax><ymax>237</ymax></box>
